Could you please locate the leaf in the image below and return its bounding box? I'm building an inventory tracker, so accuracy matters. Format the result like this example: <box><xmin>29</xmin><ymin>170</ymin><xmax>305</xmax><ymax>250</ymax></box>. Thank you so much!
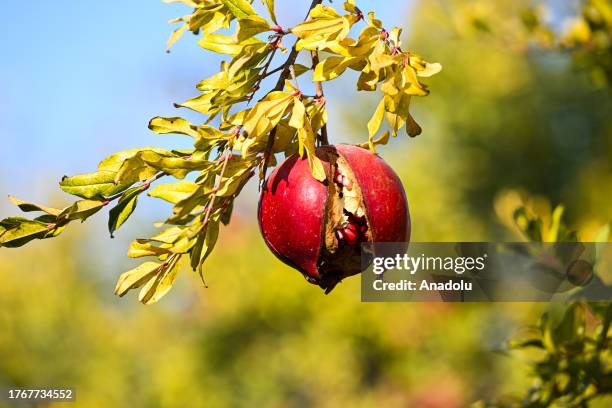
<box><xmin>241</xmin><ymin>91</ymin><xmax>293</xmax><ymax>150</ymax></box>
<box><xmin>191</xmin><ymin>221</ymin><xmax>220</xmax><ymax>280</ymax></box>
<box><xmin>199</xmin><ymin>34</ymin><xmax>264</xmax><ymax>56</ymax></box>
<box><xmin>148</xmin><ymin>116</ymin><xmax>200</xmax><ymax>138</ymax></box>
<box><xmin>128</xmin><ymin>240</ymin><xmax>172</xmax><ymax>258</ymax></box>
<box><xmin>188</xmin><ymin>4</ymin><xmax>232</xmax><ymax>34</ymax></box>
<box><xmin>263</xmin><ymin>0</ymin><xmax>277</xmax><ymax>25</ymax></box>
<box><xmin>367</xmin><ymin>98</ymin><xmax>385</xmax><ymax>139</ymax></box>
<box><xmin>163</xmin><ymin>0</ymin><xmax>199</xmax><ymax>7</ymax></box>
<box><xmin>359</xmin><ymin>130</ymin><xmax>390</xmax><ymax>153</ymax></box>
<box><xmin>289</xmin><ymin>102</ymin><xmax>325</xmax><ymax>182</ymax></box>
<box><xmin>288</xmin><ymin>97</ymin><xmax>306</xmax><ymax>129</ymax></box>
<box><xmin>166</xmin><ymin>23</ymin><xmax>187</xmax><ymax>52</ymax></box>
<box><xmin>417</xmin><ymin>62</ymin><xmax>442</xmax><ymax>77</ymax></box>
<box><xmin>220</xmin><ymin>0</ymin><xmax>255</xmax><ymax>18</ymax></box>
<box><xmin>138</xmin><ymin>257</ymin><xmax>181</xmax><ymax>305</ymax></box>
<box><xmin>313</xmin><ymin>56</ymin><xmax>360</xmax><ymax>81</ymax></box>
<box><xmin>60</xmin><ymin>171</ymin><xmax>129</xmax><ymax>199</ymax></box>
<box><xmin>0</xmin><ymin>217</ymin><xmax>50</xmax><ymax>248</ymax></box>
<box><xmin>114</xmin><ymin>261</ymin><xmax>162</xmax><ymax>297</ymax></box>
<box><xmin>108</xmin><ymin>187</ymin><xmax>142</xmax><ymax>237</ymax></box>
<box><xmin>8</xmin><ymin>196</ymin><xmax>62</xmax><ymax>216</ymax></box>
<box><xmin>148</xmin><ymin>181</ymin><xmax>200</xmax><ymax>204</ymax></box>
<box><xmin>235</xmin><ymin>15</ymin><xmax>271</xmax><ymax>42</ymax></box>
<box><xmin>292</xmin><ymin>5</ymin><xmax>358</xmax><ymax>51</ymax></box>
<box><xmin>59</xmin><ymin>199</ymin><xmax>107</xmax><ymax>222</ymax></box>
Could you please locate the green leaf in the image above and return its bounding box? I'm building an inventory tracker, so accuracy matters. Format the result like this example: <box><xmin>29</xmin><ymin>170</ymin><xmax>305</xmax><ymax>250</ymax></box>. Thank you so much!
<box><xmin>108</xmin><ymin>187</ymin><xmax>142</xmax><ymax>237</ymax></box>
<box><xmin>114</xmin><ymin>261</ymin><xmax>162</xmax><ymax>297</ymax></box>
<box><xmin>60</xmin><ymin>199</ymin><xmax>107</xmax><ymax>222</ymax></box>
<box><xmin>59</xmin><ymin>171</ymin><xmax>129</xmax><ymax>199</ymax></box>
<box><xmin>8</xmin><ymin>196</ymin><xmax>62</xmax><ymax>216</ymax></box>
<box><xmin>220</xmin><ymin>0</ymin><xmax>255</xmax><ymax>18</ymax></box>
<box><xmin>148</xmin><ymin>116</ymin><xmax>200</xmax><ymax>138</ymax></box>
<box><xmin>148</xmin><ymin>181</ymin><xmax>200</xmax><ymax>204</ymax></box>
<box><xmin>0</xmin><ymin>217</ymin><xmax>50</xmax><ymax>248</ymax></box>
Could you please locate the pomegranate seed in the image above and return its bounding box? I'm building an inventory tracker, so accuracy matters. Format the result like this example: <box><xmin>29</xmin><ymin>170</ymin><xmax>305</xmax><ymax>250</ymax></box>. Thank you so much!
<box><xmin>343</xmin><ymin>228</ymin><xmax>359</xmax><ymax>246</ymax></box>
<box><xmin>345</xmin><ymin>222</ymin><xmax>358</xmax><ymax>234</ymax></box>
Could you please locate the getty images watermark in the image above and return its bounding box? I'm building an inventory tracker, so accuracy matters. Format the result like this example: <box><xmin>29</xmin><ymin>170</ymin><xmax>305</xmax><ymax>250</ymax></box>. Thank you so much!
<box><xmin>361</xmin><ymin>242</ymin><xmax>612</xmax><ymax>302</ymax></box>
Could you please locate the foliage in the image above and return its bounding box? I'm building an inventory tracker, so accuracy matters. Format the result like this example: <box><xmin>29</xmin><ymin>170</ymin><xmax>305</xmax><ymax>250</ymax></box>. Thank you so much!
<box><xmin>0</xmin><ymin>0</ymin><xmax>439</xmax><ymax>304</ymax></box>
<box><xmin>477</xmin><ymin>193</ymin><xmax>612</xmax><ymax>407</ymax></box>
<box><xmin>521</xmin><ymin>0</ymin><xmax>612</xmax><ymax>88</ymax></box>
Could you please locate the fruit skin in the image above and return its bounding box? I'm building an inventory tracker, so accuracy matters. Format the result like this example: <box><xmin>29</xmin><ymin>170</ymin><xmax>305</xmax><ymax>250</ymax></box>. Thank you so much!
<box><xmin>258</xmin><ymin>144</ymin><xmax>410</xmax><ymax>289</ymax></box>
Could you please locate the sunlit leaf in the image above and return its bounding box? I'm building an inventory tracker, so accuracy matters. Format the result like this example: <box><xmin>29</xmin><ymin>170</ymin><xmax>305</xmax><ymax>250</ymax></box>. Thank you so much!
<box><xmin>166</xmin><ymin>23</ymin><xmax>187</xmax><ymax>52</ymax></box>
<box><xmin>114</xmin><ymin>261</ymin><xmax>162</xmax><ymax>297</ymax></box>
<box><xmin>263</xmin><ymin>0</ymin><xmax>277</xmax><ymax>25</ymax></box>
<box><xmin>8</xmin><ymin>196</ymin><xmax>62</xmax><ymax>216</ymax></box>
<box><xmin>60</xmin><ymin>199</ymin><xmax>107</xmax><ymax>222</ymax></box>
<box><xmin>108</xmin><ymin>187</ymin><xmax>143</xmax><ymax>237</ymax></box>
<box><xmin>148</xmin><ymin>181</ymin><xmax>200</xmax><ymax>204</ymax></box>
<box><xmin>138</xmin><ymin>257</ymin><xmax>181</xmax><ymax>305</ymax></box>
<box><xmin>367</xmin><ymin>98</ymin><xmax>385</xmax><ymax>139</ymax></box>
<box><xmin>220</xmin><ymin>0</ymin><xmax>255</xmax><ymax>18</ymax></box>
<box><xmin>0</xmin><ymin>217</ymin><xmax>50</xmax><ymax>248</ymax></box>
<box><xmin>235</xmin><ymin>15</ymin><xmax>271</xmax><ymax>42</ymax></box>
<box><xmin>59</xmin><ymin>171</ymin><xmax>130</xmax><ymax>200</ymax></box>
<box><xmin>148</xmin><ymin>116</ymin><xmax>200</xmax><ymax>138</ymax></box>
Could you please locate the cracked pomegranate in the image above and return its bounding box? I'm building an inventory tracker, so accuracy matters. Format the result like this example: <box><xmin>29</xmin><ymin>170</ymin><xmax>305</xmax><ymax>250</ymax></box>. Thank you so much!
<box><xmin>258</xmin><ymin>144</ymin><xmax>410</xmax><ymax>293</ymax></box>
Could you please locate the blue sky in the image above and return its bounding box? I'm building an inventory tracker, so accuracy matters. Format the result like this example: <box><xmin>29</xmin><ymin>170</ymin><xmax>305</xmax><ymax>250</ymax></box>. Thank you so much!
<box><xmin>0</xmin><ymin>0</ymin><xmax>414</xmax><ymax>205</ymax></box>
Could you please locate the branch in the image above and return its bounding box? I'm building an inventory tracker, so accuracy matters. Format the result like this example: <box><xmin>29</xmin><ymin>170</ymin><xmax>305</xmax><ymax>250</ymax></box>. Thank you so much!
<box><xmin>311</xmin><ymin>50</ymin><xmax>329</xmax><ymax>146</ymax></box>
<box><xmin>199</xmin><ymin>150</ymin><xmax>232</xmax><ymax>232</ymax></box>
<box><xmin>260</xmin><ymin>0</ymin><xmax>324</xmax><ymax>188</ymax></box>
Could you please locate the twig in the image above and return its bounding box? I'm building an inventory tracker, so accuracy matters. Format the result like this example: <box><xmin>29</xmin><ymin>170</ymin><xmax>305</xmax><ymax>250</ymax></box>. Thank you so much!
<box><xmin>199</xmin><ymin>151</ymin><xmax>232</xmax><ymax>232</ymax></box>
<box><xmin>247</xmin><ymin>47</ymin><xmax>279</xmax><ymax>104</ymax></box>
<box><xmin>260</xmin><ymin>0</ymin><xmax>324</xmax><ymax>189</ymax></box>
<box><xmin>105</xmin><ymin>172</ymin><xmax>166</xmax><ymax>203</ymax></box>
<box><xmin>311</xmin><ymin>50</ymin><xmax>329</xmax><ymax>146</ymax></box>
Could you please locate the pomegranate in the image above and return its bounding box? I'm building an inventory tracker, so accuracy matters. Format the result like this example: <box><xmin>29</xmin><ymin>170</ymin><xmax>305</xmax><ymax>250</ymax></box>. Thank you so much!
<box><xmin>258</xmin><ymin>144</ymin><xmax>410</xmax><ymax>292</ymax></box>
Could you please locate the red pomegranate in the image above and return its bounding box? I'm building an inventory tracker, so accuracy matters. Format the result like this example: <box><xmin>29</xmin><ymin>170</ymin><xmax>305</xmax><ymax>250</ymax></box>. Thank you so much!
<box><xmin>258</xmin><ymin>144</ymin><xmax>410</xmax><ymax>292</ymax></box>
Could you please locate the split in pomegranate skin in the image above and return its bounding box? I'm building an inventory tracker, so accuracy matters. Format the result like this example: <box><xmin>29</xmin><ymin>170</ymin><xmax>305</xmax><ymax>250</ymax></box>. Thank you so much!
<box><xmin>258</xmin><ymin>144</ymin><xmax>410</xmax><ymax>293</ymax></box>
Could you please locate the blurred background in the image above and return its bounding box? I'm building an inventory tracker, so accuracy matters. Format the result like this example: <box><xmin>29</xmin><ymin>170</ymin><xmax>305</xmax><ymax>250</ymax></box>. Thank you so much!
<box><xmin>0</xmin><ymin>0</ymin><xmax>611</xmax><ymax>406</ymax></box>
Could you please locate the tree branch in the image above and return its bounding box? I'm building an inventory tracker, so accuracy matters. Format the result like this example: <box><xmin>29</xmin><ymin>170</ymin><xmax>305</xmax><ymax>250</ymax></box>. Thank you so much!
<box><xmin>260</xmin><ymin>0</ymin><xmax>324</xmax><ymax>188</ymax></box>
<box><xmin>311</xmin><ymin>50</ymin><xmax>329</xmax><ymax>146</ymax></box>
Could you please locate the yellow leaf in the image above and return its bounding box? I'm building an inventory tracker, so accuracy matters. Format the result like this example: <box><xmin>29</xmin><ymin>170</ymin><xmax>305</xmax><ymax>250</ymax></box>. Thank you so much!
<box><xmin>198</xmin><ymin>34</ymin><xmax>264</xmax><ymax>56</ymax></box>
<box><xmin>148</xmin><ymin>181</ymin><xmax>200</xmax><ymax>204</ymax></box>
<box><xmin>235</xmin><ymin>15</ymin><xmax>271</xmax><ymax>42</ymax></box>
<box><xmin>417</xmin><ymin>62</ymin><xmax>442</xmax><ymax>78</ymax></box>
<box><xmin>367</xmin><ymin>98</ymin><xmax>385</xmax><ymax>139</ymax></box>
<box><xmin>242</xmin><ymin>92</ymin><xmax>293</xmax><ymax>147</ymax></box>
<box><xmin>264</xmin><ymin>0</ymin><xmax>278</xmax><ymax>25</ymax></box>
<box><xmin>288</xmin><ymin>98</ymin><xmax>306</xmax><ymax>129</ymax></box>
<box><xmin>166</xmin><ymin>23</ymin><xmax>187</xmax><ymax>52</ymax></box>
<box><xmin>313</xmin><ymin>56</ymin><xmax>360</xmax><ymax>81</ymax></box>
<box><xmin>138</xmin><ymin>258</ymin><xmax>181</xmax><ymax>305</ymax></box>
<box><xmin>114</xmin><ymin>261</ymin><xmax>162</xmax><ymax>297</ymax></box>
